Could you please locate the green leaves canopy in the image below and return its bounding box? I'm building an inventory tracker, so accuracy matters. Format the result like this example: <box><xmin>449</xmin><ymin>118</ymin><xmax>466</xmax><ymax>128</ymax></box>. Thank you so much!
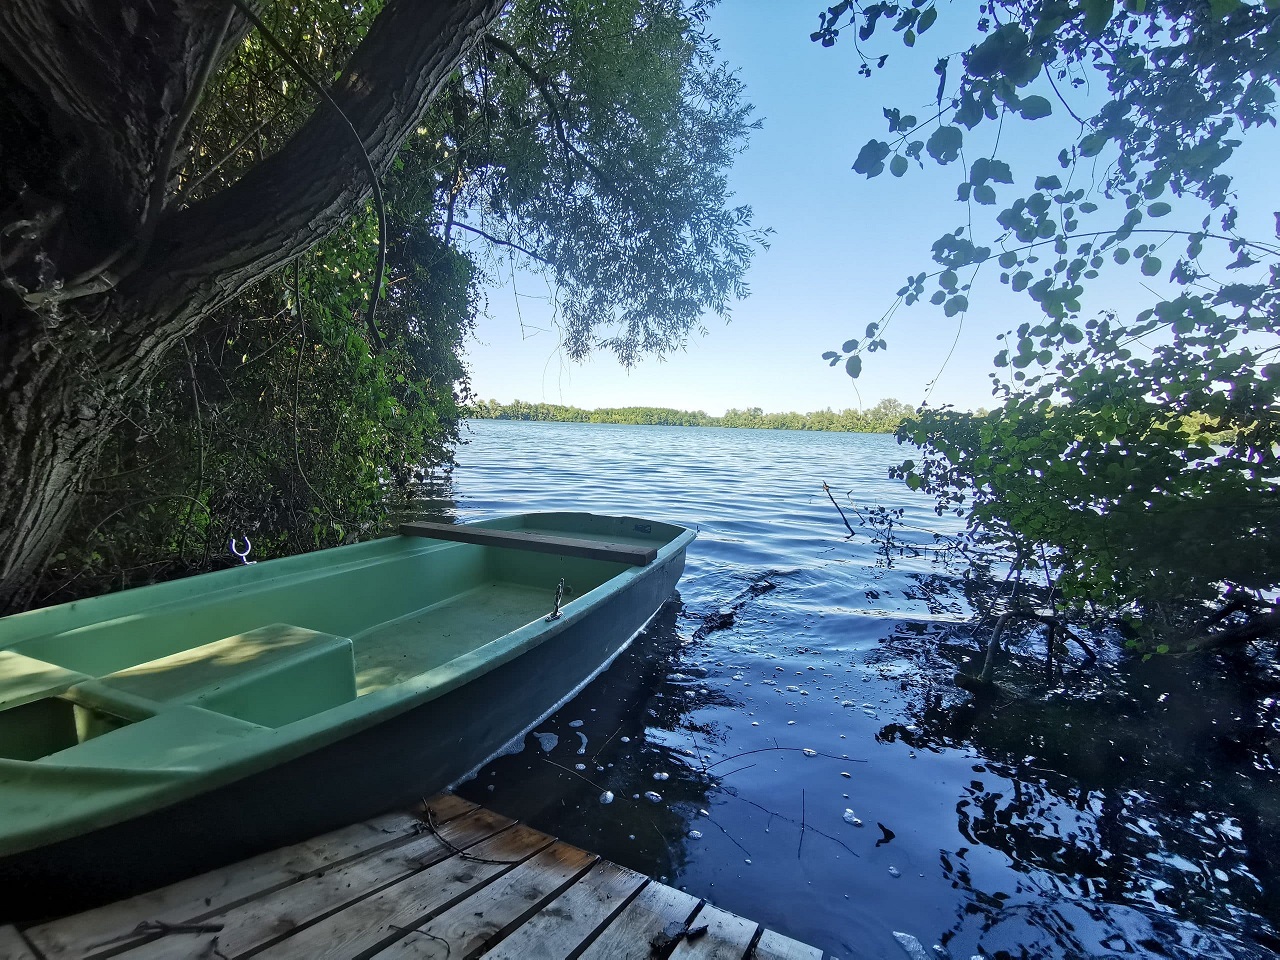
<box><xmin>814</xmin><ymin>0</ymin><xmax>1280</xmax><ymax>645</ymax></box>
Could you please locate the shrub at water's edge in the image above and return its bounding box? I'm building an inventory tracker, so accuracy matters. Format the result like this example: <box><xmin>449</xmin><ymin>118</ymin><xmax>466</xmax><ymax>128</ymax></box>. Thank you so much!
<box><xmin>468</xmin><ymin>398</ymin><xmax>919</xmax><ymax>433</ymax></box>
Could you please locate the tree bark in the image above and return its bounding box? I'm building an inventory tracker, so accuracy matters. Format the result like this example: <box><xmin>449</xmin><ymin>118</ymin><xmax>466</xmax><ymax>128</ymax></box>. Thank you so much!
<box><xmin>0</xmin><ymin>0</ymin><xmax>509</xmax><ymax>613</ymax></box>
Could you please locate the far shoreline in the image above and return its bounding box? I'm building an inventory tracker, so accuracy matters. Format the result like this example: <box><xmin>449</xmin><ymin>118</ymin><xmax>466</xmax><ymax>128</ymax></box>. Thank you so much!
<box><xmin>467</xmin><ymin>399</ymin><xmax>920</xmax><ymax>435</ymax></box>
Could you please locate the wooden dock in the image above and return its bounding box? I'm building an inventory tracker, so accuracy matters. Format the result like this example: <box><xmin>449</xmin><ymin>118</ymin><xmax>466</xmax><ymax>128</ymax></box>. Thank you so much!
<box><xmin>2</xmin><ymin>794</ymin><xmax>822</xmax><ymax>960</ymax></box>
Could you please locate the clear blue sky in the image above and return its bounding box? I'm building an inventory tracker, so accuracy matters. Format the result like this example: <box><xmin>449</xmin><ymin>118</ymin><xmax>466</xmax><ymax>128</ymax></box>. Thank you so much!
<box><xmin>464</xmin><ymin>1</ymin><xmax>1277</xmax><ymax>416</ymax></box>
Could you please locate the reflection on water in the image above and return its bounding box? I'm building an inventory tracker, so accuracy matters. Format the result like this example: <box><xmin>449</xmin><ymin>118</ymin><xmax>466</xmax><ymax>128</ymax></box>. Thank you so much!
<box><xmin>432</xmin><ymin>420</ymin><xmax>1278</xmax><ymax>959</ymax></box>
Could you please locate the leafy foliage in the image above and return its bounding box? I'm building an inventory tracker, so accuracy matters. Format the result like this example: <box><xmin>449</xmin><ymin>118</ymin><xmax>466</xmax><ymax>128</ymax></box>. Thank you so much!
<box><xmin>441</xmin><ymin>0</ymin><xmax>769</xmax><ymax>364</ymax></box>
<box><xmin>815</xmin><ymin>1</ymin><xmax>1280</xmax><ymax>647</ymax></box>
<box><xmin>37</xmin><ymin>0</ymin><xmax>763</xmax><ymax>601</ymax></box>
<box><xmin>469</xmin><ymin>398</ymin><xmax>913</xmax><ymax>432</ymax></box>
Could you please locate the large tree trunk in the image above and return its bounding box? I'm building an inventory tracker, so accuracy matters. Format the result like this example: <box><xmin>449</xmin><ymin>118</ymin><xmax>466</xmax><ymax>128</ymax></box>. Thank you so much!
<box><xmin>0</xmin><ymin>0</ymin><xmax>508</xmax><ymax>613</ymax></box>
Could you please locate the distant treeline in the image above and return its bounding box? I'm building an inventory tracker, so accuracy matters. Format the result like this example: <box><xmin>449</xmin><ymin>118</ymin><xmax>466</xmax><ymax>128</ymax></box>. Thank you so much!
<box><xmin>467</xmin><ymin>398</ymin><xmax>918</xmax><ymax>433</ymax></box>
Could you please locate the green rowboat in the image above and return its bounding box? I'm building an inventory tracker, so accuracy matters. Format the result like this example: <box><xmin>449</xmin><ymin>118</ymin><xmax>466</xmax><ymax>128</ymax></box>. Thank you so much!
<box><xmin>0</xmin><ymin>511</ymin><xmax>693</xmax><ymax>920</ymax></box>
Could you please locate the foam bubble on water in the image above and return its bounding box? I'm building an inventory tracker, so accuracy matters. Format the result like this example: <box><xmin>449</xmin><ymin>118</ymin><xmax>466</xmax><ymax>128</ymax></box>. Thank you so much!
<box><xmin>575</xmin><ymin>763</ymin><xmax>586</xmax><ymax>771</ymax></box>
<box><xmin>568</xmin><ymin>719</ymin><xmax>584</xmax><ymax>728</ymax></box>
<box><xmin>802</xmin><ymin>748</ymin><xmax>817</xmax><ymax>756</ymax></box>
<box><xmin>689</xmin><ymin>830</ymin><xmax>703</xmax><ymax>839</ymax></box>
<box><xmin>644</xmin><ymin>791</ymin><xmax>663</xmax><ymax>803</ymax></box>
<box><xmin>888</xmin><ymin>866</ymin><xmax>902</xmax><ymax>878</ymax></box>
<box><xmin>532</xmin><ymin>732</ymin><xmax>558</xmax><ymax>752</ymax></box>
<box><xmin>599</xmin><ymin>791</ymin><xmax>614</xmax><ymax>804</ymax></box>
<box><xmin>576</xmin><ymin>732</ymin><xmax>588</xmax><ymax>755</ymax></box>
<box><xmin>891</xmin><ymin>931</ymin><xmax>929</xmax><ymax>960</ymax></box>
<box><xmin>843</xmin><ymin>809</ymin><xmax>863</xmax><ymax>827</ymax></box>
<box><xmin>653</xmin><ymin>772</ymin><xmax>669</xmax><ymax>781</ymax></box>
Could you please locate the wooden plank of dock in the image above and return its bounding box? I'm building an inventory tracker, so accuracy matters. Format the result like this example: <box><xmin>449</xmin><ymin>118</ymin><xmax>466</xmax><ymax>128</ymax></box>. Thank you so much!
<box><xmin>17</xmin><ymin>794</ymin><xmax>825</xmax><ymax>960</ymax></box>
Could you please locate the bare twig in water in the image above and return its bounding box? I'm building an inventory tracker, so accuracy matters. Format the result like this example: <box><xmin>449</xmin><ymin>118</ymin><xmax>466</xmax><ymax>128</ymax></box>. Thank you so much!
<box><xmin>701</xmin><ymin>813</ymin><xmax>753</xmax><ymax>857</ymax></box>
<box><xmin>705</xmin><ymin>746</ymin><xmax>864</xmax><ymax>770</ymax></box>
<box><xmin>823</xmin><ymin>481</ymin><xmax>856</xmax><ymax>538</ymax></box>
<box><xmin>688</xmin><ymin>725</ymin><xmax>710</xmax><ymax>775</ymax></box>
<box><xmin>541</xmin><ymin>756</ymin><xmax>609</xmax><ymax>793</ymax></box>
<box><xmin>727</xmin><ymin>792</ymin><xmax>860</xmax><ymax>858</ymax></box>
<box><xmin>591</xmin><ymin>725</ymin><xmax>622</xmax><ymax>763</ymax></box>
<box><xmin>798</xmin><ymin>788</ymin><xmax>806</xmax><ymax>859</ymax></box>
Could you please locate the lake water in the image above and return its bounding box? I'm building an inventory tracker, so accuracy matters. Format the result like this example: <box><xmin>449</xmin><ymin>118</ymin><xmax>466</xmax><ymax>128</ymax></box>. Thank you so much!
<box><xmin>419</xmin><ymin>419</ymin><xmax>1278</xmax><ymax>960</ymax></box>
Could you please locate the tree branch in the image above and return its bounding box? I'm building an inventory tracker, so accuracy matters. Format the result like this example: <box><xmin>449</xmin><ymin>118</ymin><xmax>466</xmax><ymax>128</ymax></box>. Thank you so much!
<box><xmin>482</xmin><ymin>32</ymin><xmax>633</xmax><ymax>203</ymax></box>
<box><xmin>228</xmin><ymin>0</ymin><xmax>387</xmax><ymax>352</ymax></box>
<box><xmin>119</xmin><ymin>0</ymin><xmax>509</xmax><ymax>361</ymax></box>
<box><xmin>453</xmin><ymin>221</ymin><xmax>555</xmax><ymax>266</ymax></box>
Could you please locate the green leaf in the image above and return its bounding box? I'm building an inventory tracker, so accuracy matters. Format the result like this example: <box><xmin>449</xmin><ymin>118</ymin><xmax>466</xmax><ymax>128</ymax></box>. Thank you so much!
<box><xmin>974</xmin><ymin>183</ymin><xmax>997</xmax><ymax>204</ymax></box>
<box><xmin>1079</xmin><ymin>133</ymin><xmax>1107</xmax><ymax>157</ymax></box>
<box><xmin>853</xmin><ymin>139</ymin><xmax>892</xmax><ymax>177</ymax></box>
<box><xmin>1083</xmin><ymin>0</ymin><xmax>1115</xmax><ymax>35</ymax></box>
<box><xmin>845</xmin><ymin>354</ymin><xmax>863</xmax><ymax>379</ymax></box>
<box><xmin>998</xmin><ymin>251</ymin><xmax>1018</xmax><ymax>268</ymax></box>
<box><xmin>1019</xmin><ymin>95</ymin><xmax>1052</xmax><ymax>120</ymax></box>
<box><xmin>1147</xmin><ymin>201</ymin><xmax>1172</xmax><ymax>217</ymax></box>
<box><xmin>1141</xmin><ymin>256</ymin><xmax>1162</xmax><ymax>277</ymax></box>
<box><xmin>944</xmin><ymin>294</ymin><xmax>969</xmax><ymax>316</ymax></box>
<box><xmin>918</xmin><ymin>5</ymin><xmax>938</xmax><ymax>33</ymax></box>
<box><xmin>1113</xmin><ymin>247</ymin><xmax>1130</xmax><ymax>264</ymax></box>
<box><xmin>842</xmin><ymin>338</ymin><xmax>859</xmax><ymax>352</ymax></box>
<box><xmin>890</xmin><ymin>154</ymin><xmax>909</xmax><ymax>178</ymax></box>
<box><xmin>906</xmin><ymin>473</ymin><xmax>923</xmax><ymax>491</ymax></box>
<box><xmin>926</xmin><ymin>125</ymin><xmax>964</xmax><ymax>164</ymax></box>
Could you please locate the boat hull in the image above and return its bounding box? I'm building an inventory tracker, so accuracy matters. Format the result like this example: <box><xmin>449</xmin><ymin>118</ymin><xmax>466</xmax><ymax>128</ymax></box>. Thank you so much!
<box><xmin>0</xmin><ymin>518</ymin><xmax>687</xmax><ymax>922</ymax></box>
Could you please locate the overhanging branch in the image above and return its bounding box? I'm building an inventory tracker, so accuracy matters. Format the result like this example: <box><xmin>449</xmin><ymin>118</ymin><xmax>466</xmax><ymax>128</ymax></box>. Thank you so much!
<box><xmin>453</xmin><ymin>222</ymin><xmax>554</xmax><ymax>266</ymax></box>
<box><xmin>482</xmin><ymin>32</ymin><xmax>632</xmax><ymax>203</ymax></box>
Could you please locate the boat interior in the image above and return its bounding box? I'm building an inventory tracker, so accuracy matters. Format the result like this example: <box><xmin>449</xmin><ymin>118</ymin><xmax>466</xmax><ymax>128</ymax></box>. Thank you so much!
<box><xmin>0</xmin><ymin>514</ymin><xmax>677</xmax><ymax>767</ymax></box>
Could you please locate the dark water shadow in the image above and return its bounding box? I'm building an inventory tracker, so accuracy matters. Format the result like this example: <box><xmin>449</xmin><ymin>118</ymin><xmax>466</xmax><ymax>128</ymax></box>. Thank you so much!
<box><xmin>873</xmin><ymin>621</ymin><xmax>1280</xmax><ymax>959</ymax></box>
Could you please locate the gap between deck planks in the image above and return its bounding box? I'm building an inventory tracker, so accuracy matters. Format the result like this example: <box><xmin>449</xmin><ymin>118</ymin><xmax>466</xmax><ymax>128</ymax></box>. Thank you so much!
<box><xmin>19</xmin><ymin>794</ymin><xmax>823</xmax><ymax>960</ymax></box>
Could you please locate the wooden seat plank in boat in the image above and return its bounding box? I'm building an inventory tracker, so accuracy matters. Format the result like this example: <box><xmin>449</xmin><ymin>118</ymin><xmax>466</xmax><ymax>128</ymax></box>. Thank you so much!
<box><xmin>399</xmin><ymin>521</ymin><xmax>658</xmax><ymax>566</ymax></box>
